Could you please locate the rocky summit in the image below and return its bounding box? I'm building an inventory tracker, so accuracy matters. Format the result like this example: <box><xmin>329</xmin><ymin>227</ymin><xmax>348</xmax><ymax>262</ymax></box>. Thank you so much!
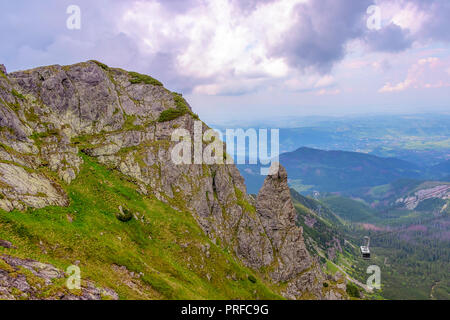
<box><xmin>0</xmin><ymin>61</ymin><xmax>345</xmax><ymax>300</ymax></box>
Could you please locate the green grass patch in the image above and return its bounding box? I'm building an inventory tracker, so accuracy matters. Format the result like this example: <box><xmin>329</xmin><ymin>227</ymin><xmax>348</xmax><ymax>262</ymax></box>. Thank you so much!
<box><xmin>158</xmin><ymin>93</ymin><xmax>198</xmax><ymax>122</ymax></box>
<box><xmin>128</xmin><ymin>71</ymin><xmax>163</xmax><ymax>86</ymax></box>
<box><xmin>235</xmin><ymin>187</ymin><xmax>256</xmax><ymax>216</ymax></box>
<box><xmin>0</xmin><ymin>154</ymin><xmax>283</xmax><ymax>300</ymax></box>
<box><xmin>158</xmin><ymin>108</ymin><xmax>187</xmax><ymax>122</ymax></box>
<box><xmin>30</xmin><ymin>129</ymin><xmax>59</xmax><ymax>141</ymax></box>
<box><xmin>326</xmin><ymin>260</ymin><xmax>339</xmax><ymax>275</ymax></box>
<box><xmin>90</xmin><ymin>60</ymin><xmax>109</xmax><ymax>71</ymax></box>
<box><xmin>11</xmin><ymin>89</ymin><xmax>25</xmax><ymax>100</ymax></box>
<box><xmin>346</xmin><ymin>282</ymin><xmax>360</xmax><ymax>298</ymax></box>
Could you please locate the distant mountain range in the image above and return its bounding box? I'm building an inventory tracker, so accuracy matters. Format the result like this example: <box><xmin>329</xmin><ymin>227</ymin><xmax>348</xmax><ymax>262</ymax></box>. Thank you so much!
<box><xmin>216</xmin><ymin>114</ymin><xmax>450</xmax><ymax>167</ymax></box>
<box><xmin>429</xmin><ymin>160</ymin><xmax>450</xmax><ymax>180</ymax></box>
<box><xmin>240</xmin><ymin>147</ymin><xmax>449</xmax><ymax>194</ymax></box>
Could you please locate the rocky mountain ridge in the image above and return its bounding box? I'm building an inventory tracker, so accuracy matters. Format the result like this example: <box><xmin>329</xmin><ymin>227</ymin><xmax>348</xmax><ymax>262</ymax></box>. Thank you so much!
<box><xmin>0</xmin><ymin>61</ymin><xmax>343</xmax><ymax>299</ymax></box>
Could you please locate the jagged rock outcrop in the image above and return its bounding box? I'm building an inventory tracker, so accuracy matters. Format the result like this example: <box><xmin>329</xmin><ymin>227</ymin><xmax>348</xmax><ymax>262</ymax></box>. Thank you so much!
<box><xmin>0</xmin><ymin>61</ymin><xmax>333</xmax><ymax>299</ymax></box>
<box><xmin>0</xmin><ymin>162</ymin><xmax>68</xmax><ymax>211</ymax></box>
<box><xmin>395</xmin><ymin>184</ymin><xmax>450</xmax><ymax>210</ymax></box>
<box><xmin>0</xmin><ymin>254</ymin><xmax>118</xmax><ymax>300</ymax></box>
<box><xmin>255</xmin><ymin>164</ymin><xmax>324</xmax><ymax>298</ymax></box>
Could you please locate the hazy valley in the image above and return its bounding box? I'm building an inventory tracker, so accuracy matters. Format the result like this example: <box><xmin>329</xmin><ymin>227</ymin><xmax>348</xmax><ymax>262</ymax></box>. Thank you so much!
<box><xmin>235</xmin><ymin>121</ymin><xmax>449</xmax><ymax>300</ymax></box>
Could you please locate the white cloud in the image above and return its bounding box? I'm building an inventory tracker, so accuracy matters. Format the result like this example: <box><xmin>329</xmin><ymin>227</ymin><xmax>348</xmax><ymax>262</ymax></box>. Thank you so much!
<box><xmin>117</xmin><ymin>0</ymin><xmax>317</xmax><ymax>94</ymax></box>
<box><xmin>316</xmin><ymin>88</ymin><xmax>341</xmax><ymax>96</ymax></box>
<box><xmin>379</xmin><ymin>57</ymin><xmax>450</xmax><ymax>92</ymax></box>
<box><xmin>377</xmin><ymin>0</ymin><xmax>429</xmax><ymax>34</ymax></box>
<box><xmin>2</xmin><ymin>0</ymin><xmax>450</xmax><ymax>117</ymax></box>
<box><xmin>283</xmin><ymin>73</ymin><xmax>336</xmax><ymax>92</ymax></box>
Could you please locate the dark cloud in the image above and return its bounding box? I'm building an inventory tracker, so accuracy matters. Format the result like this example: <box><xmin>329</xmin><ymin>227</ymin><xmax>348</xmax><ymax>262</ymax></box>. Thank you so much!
<box><xmin>1</xmin><ymin>0</ymin><xmax>450</xmax><ymax>96</ymax></box>
<box><xmin>0</xmin><ymin>0</ymin><xmax>127</xmax><ymax>71</ymax></box>
<box><xmin>155</xmin><ymin>0</ymin><xmax>202</xmax><ymax>14</ymax></box>
<box><xmin>270</xmin><ymin>0</ymin><xmax>372</xmax><ymax>73</ymax></box>
<box><xmin>230</xmin><ymin>0</ymin><xmax>277</xmax><ymax>13</ymax></box>
<box><xmin>365</xmin><ymin>23</ymin><xmax>413</xmax><ymax>52</ymax></box>
<box><xmin>0</xmin><ymin>1</ymin><xmax>67</xmax><ymax>62</ymax></box>
<box><xmin>362</xmin><ymin>0</ymin><xmax>450</xmax><ymax>53</ymax></box>
<box><xmin>269</xmin><ymin>0</ymin><xmax>450</xmax><ymax>74</ymax></box>
<box><xmin>414</xmin><ymin>0</ymin><xmax>450</xmax><ymax>42</ymax></box>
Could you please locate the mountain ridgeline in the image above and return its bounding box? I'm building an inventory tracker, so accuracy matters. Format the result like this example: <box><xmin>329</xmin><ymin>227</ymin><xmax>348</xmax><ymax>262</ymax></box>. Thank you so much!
<box><xmin>0</xmin><ymin>61</ymin><xmax>348</xmax><ymax>300</ymax></box>
<box><xmin>240</xmin><ymin>147</ymin><xmax>449</xmax><ymax>194</ymax></box>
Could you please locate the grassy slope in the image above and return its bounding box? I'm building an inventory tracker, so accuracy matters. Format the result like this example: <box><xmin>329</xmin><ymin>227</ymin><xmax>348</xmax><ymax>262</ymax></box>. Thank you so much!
<box><xmin>290</xmin><ymin>193</ymin><xmax>383</xmax><ymax>300</ymax></box>
<box><xmin>0</xmin><ymin>154</ymin><xmax>282</xmax><ymax>300</ymax></box>
<box><xmin>321</xmin><ymin>196</ymin><xmax>379</xmax><ymax>223</ymax></box>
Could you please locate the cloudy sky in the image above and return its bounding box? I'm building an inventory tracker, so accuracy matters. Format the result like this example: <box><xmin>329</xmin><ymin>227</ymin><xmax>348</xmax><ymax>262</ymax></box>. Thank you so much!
<box><xmin>1</xmin><ymin>0</ymin><xmax>449</xmax><ymax>124</ymax></box>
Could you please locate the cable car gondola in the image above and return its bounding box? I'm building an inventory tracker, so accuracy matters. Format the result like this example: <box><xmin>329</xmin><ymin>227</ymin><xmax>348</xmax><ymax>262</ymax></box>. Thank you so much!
<box><xmin>360</xmin><ymin>236</ymin><xmax>370</xmax><ymax>259</ymax></box>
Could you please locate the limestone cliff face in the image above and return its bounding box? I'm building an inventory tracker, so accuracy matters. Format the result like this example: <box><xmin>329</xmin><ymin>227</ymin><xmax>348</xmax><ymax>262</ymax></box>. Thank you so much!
<box><xmin>256</xmin><ymin>164</ymin><xmax>325</xmax><ymax>299</ymax></box>
<box><xmin>0</xmin><ymin>254</ymin><xmax>118</xmax><ymax>300</ymax></box>
<box><xmin>0</xmin><ymin>61</ymin><xmax>330</xmax><ymax>299</ymax></box>
<box><xmin>395</xmin><ymin>184</ymin><xmax>450</xmax><ymax>210</ymax></box>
